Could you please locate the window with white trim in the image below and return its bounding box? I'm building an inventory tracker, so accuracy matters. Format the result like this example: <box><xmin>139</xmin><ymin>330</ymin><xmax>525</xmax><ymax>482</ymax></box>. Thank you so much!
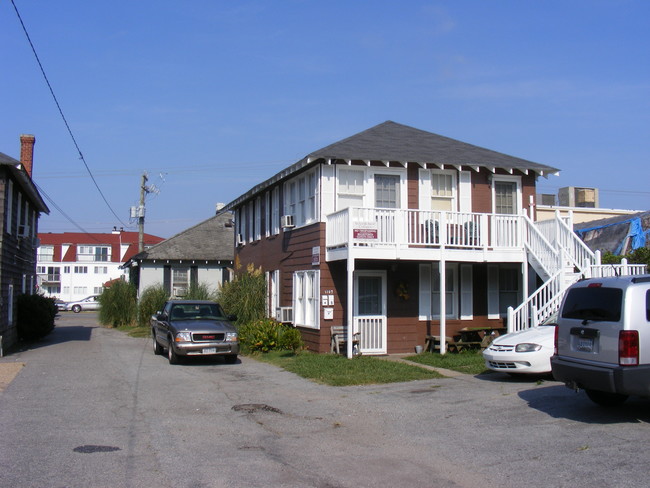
<box><xmin>271</xmin><ymin>186</ymin><xmax>280</xmax><ymax>235</ymax></box>
<box><xmin>254</xmin><ymin>196</ymin><xmax>261</xmax><ymax>240</ymax></box>
<box><xmin>77</xmin><ymin>245</ymin><xmax>110</xmax><ymax>262</ymax></box>
<box><xmin>337</xmin><ymin>168</ymin><xmax>364</xmax><ymax>210</ymax></box>
<box><xmin>293</xmin><ymin>270</ymin><xmax>319</xmax><ymax>329</ymax></box>
<box><xmin>38</xmin><ymin>245</ymin><xmax>54</xmax><ymax>261</ymax></box>
<box><xmin>284</xmin><ymin>169</ymin><xmax>318</xmax><ymax>227</ymax></box>
<box><xmin>267</xmin><ymin>270</ymin><xmax>279</xmax><ymax>317</ymax></box>
<box><xmin>430</xmin><ymin>171</ymin><xmax>456</xmax><ymax>211</ymax></box>
<box><xmin>94</xmin><ymin>266</ymin><xmax>108</xmax><ymax>274</ymax></box>
<box><xmin>491</xmin><ymin>176</ymin><xmax>522</xmax><ymax>215</ymax></box>
<box><xmin>418</xmin><ymin>263</ymin><xmax>459</xmax><ymax>319</ymax></box>
<box><xmin>74</xmin><ymin>266</ymin><xmax>88</xmax><ymax>274</ymax></box>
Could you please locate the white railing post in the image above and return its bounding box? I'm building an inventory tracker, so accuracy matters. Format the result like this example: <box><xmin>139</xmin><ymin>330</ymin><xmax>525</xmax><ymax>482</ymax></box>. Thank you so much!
<box><xmin>507</xmin><ymin>306</ymin><xmax>514</xmax><ymax>333</ymax></box>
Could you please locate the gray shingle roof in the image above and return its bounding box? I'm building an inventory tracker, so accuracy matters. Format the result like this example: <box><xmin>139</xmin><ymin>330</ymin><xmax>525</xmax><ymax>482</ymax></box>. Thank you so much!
<box><xmin>129</xmin><ymin>212</ymin><xmax>234</xmax><ymax>262</ymax></box>
<box><xmin>225</xmin><ymin>121</ymin><xmax>559</xmax><ymax>209</ymax></box>
<box><xmin>309</xmin><ymin>121</ymin><xmax>559</xmax><ymax>173</ymax></box>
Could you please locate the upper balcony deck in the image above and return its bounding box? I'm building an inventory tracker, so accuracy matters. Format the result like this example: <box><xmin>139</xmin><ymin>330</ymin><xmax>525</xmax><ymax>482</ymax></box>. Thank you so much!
<box><xmin>325</xmin><ymin>207</ymin><xmax>527</xmax><ymax>263</ymax></box>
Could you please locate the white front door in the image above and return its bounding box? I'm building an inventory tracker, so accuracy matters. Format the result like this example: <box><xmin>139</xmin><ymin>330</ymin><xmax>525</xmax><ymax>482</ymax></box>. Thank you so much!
<box><xmin>354</xmin><ymin>271</ymin><xmax>387</xmax><ymax>355</ymax></box>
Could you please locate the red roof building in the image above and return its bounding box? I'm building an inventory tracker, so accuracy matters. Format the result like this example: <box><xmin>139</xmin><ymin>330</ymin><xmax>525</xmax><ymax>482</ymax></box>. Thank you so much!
<box><xmin>37</xmin><ymin>229</ymin><xmax>164</xmax><ymax>302</ymax></box>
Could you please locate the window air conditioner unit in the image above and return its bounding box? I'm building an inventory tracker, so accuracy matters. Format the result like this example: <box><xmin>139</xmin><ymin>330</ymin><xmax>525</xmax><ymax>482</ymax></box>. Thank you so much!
<box><xmin>276</xmin><ymin>306</ymin><xmax>293</xmax><ymax>324</ymax></box>
<box><xmin>18</xmin><ymin>224</ymin><xmax>30</xmax><ymax>237</ymax></box>
<box><xmin>281</xmin><ymin>215</ymin><xmax>294</xmax><ymax>229</ymax></box>
<box><xmin>173</xmin><ymin>286</ymin><xmax>187</xmax><ymax>297</ymax></box>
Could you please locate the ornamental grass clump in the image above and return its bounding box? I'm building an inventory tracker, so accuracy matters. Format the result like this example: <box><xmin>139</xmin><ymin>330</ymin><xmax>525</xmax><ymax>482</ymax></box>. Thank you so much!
<box><xmin>99</xmin><ymin>280</ymin><xmax>137</xmax><ymax>327</ymax></box>
<box><xmin>136</xmin><ymin>284</ymin><xmax>169</xmax><ymax>327</ymax></box>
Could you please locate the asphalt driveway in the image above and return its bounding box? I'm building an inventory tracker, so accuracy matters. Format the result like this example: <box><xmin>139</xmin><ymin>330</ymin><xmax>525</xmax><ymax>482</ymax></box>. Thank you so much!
<box><xmin>1</xmin><ymin>312</ymin><xmax>649</xmax><ymax>488</ymax></box>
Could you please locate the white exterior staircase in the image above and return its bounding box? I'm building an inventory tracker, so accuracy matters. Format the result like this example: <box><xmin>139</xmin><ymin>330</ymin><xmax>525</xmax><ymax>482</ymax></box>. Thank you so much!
<box><xmin>507</xmin><ymin>211</ymin><xmax>647</xmax><ymax>333</ymax></box>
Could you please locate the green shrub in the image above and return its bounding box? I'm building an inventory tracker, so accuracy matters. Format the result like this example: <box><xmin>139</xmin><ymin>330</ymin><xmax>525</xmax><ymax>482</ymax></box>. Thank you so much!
<box><xmin>185</xmin><ymin>282</ymin><xmax>217</xmax><ymax>301</ymax></box>
<box><xmin>217</xmin><ymin>262</ymin><xmax>266</xmax><ymax>324</ymax></box>
<box><xmin>238</xmin><ymin>318</ymin><xmax>303</xmax><ymax>353</ymax></box>
<box><xmin>136</xmin><ymin>284</ymin><xmax>169</xmax><ymax>327</ymax></box>
<box><xmin>16</xmin><ymin>293</ymin><xmax>57</xmax><ymax>341</ymax></box>
<box><xmin>278</xmin><ymin>326</ymin><xmax>304</xmax><ymax>352</ymax></box>
<box><xmin>99</xmin><ymin>280</ymin><xmax>137</xmax><ymax>327</ymax></box>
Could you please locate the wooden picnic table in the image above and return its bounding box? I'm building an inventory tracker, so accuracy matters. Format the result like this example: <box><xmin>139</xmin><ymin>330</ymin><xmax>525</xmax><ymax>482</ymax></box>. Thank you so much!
<box><xmin>425</xmin><ymin>327</ymin><xmax>507</xmax><ymax>353</ymax></box>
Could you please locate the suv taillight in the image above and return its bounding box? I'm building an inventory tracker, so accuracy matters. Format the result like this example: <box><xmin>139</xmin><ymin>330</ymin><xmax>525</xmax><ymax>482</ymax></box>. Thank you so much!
<box><xmin>619</xmin><ymin>330</ymin><xmax>639</xmax><ymax>366</ymax></box>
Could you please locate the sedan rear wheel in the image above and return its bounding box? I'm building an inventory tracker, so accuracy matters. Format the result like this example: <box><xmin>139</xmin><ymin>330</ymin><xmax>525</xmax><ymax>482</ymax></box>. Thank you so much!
<box><xmin>72</xmin><ymin>304</ymin><xmax>81</xmax><ymax>313</ymax></box>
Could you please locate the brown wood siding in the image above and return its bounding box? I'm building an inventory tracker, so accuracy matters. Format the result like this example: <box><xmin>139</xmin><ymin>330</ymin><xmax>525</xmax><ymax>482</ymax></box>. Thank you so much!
<box><xmin>0</xmin><ymin>172</ymin><xmax>40</xmax><ymax>352</ymax></box>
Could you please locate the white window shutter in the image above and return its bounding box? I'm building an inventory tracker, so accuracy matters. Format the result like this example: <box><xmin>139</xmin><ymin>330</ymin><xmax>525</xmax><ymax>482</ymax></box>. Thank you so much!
<box><xmin>459</xmin><ymin>171</ymin><xmax>472</xmax><ymax>213</ymax></box>
<box><xmin>460</xmin><ymin>264</ymin><xmax>473</xmax><ymax>320</ymax></box>
<box><xmin>487</xmin><ymin>265</ymin><xmax>500</xmax><ymax>319</ymax></box>
<box><xmin>418</xmin><ymin>169</ymin><xmax>431</xmax><ymax>210</ymax></box>
<box><xmin>419</xmin><ymin>263</ymin><xmax>431</xmax><ymax>320</ymax></box>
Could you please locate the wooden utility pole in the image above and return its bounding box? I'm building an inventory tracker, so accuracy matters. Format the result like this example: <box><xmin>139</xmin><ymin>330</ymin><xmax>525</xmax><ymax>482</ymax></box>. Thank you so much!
<box><xmin>138</xmin><ymin>173</ymin><xmax>148</xmax><ymax>253</ymax></box>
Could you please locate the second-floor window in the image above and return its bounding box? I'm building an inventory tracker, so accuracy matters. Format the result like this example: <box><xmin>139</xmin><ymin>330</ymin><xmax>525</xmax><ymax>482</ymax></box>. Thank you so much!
<box><xmin>74</xmin><ymin>266</ymin><xmax>88</xmax><ymax>274</ymax></box>
<box><xmin>284</xmin><ymin>169</ymin><xmax>317</xmax><ymax>227</ymax></box>
<box><xmin>374</xmin><ymin>174</ymin><xmax>400</xmax><ymax>208</ymax></box>
<box><xmin>78</xmin><ymin>246</ymin><xmax>111</xmax><ymax>262</ymax></box>
<box><xmin>338</xmin><ymin>168</ymin><xmax>365</xmax><ymax>210</ymax></box>
<box><xmin>38</xmin><ymin>245</ymin><xmax>55</xmax><ymax>261</ymax></box>
<box><xmin>430</xmin><ymin>171</ymin><xmax>456</xmax><ymax>211</ymax></box>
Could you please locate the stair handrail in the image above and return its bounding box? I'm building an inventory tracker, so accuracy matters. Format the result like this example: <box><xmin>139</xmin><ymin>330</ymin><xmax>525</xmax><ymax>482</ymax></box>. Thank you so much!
<box><xmin>507</xmin><ymin>269</ymin><xmax>565</xmax><ymax>333</ymax></box>
<box><xmin>555</xmin><ymin>215</ymin><xmax>595</xmax><ymax>276</ymax></box>
<box><xmin>522</xmin><ymin>213</ymin><xmax>560</xmax><ymax>279</ymax></box>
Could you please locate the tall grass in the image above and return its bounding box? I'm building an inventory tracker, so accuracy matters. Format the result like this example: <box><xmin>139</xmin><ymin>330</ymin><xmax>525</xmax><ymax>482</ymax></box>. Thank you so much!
<box><xmin>217</xmin><ymin>262</ymin><xmax>266</xmax><ymax>324</ymax></box>
<box><xmin>136</xmin><ymin>284</ymin><xmax>169</xmax><ymax>327</ymax></box>
<box><xmin>99</xmin><ymin>280</ymin><xmax>137</xmax><ymax>327</ymax></box>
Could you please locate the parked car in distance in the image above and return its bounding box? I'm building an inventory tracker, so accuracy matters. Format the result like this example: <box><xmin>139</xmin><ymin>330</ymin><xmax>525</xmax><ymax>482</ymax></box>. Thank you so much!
<box><xmin>151</xmin><ymin>300</ymin><xmax>239</xmax><ymax>365</ymax></box>
<box><xmin>63</xmin><ymin>295</ymin><xmax>101</xmax><ymax>313</ymax></box>
<box><xmin>483</xmin><ymin>313</ymin><xmax>557</xmax><ymax>375</ymax></box>
<box><xmin>552</xmin><ymin>275</ymin><xmax>650</xmax><ymax>406</ymax></box>
<box><xmin>55</xmin><ymin>299</ymin><xmax>67</xmax><ymax>312</ymax></box>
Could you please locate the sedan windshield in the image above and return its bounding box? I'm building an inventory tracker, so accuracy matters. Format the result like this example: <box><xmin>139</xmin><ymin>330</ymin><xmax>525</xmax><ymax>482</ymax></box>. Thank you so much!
<box><xmin>170</xmin><ymin>304</ymin><xmax>228</xmax><ymax>320</ymax></box>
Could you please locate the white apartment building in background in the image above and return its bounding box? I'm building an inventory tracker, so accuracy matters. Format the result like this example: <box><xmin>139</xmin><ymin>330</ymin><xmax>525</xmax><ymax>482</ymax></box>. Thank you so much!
<box><xmin>37</xmin><ymin>229</ymin><xmax>164</xmax><ymax>302</ymax></box>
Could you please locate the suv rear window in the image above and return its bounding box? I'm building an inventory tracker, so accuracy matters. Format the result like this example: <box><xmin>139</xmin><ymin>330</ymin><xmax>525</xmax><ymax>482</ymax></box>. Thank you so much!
<box><xmin>561</xmin><ymin>287</ymin><xmax>623</xmax><ymax>322</ymax></box>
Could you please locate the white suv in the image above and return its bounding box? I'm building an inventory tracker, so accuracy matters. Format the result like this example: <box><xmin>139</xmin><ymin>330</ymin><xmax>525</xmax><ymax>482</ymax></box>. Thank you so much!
<box><xmin>551</xmin><ymin>275</ymin><xmax>650</xmax><ymax>406</ymax></box>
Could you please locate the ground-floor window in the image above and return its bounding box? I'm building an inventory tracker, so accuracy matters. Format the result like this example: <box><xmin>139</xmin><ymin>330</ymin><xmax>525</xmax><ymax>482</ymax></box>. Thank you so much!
<box><xmin>419</xmin><ymin>263</ymin><xmax>459</xmax><ymax>319</ymax></box>
<box><xmin>293</xmin><ymin>270</ymin><xmax>319</xmax><ymax>329</ymax></box>
<box><xmin>266</xmin><ymin>270</ymin><xmax>279</xmax><ymax>318</ymax></box>
<box><xmin>487</xmin><ymin>264</ymin><xmax>522</xmax><ymax>318</ymax></box>
<box><xmin>172</xmin><ymin>267</ymin><xmax>189</xmax><ymax>297</ymax></box>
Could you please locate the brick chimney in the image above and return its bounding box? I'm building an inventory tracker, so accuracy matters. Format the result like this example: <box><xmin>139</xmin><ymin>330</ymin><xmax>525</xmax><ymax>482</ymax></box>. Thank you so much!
<box><xmin>20</xmin><ymin>134</ymin><xmax>35</xmax><ymax>178</ymax></box>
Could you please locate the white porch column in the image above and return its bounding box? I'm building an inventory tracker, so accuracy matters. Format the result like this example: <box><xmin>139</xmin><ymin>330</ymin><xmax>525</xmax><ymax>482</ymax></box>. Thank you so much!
<box><xmin>439</xmin><ymin>258</ymin><xmax>446</xmax><ymax>355</ymax></box>
<box><xmin>346</xmin><ymin>256</ymin><xmax>355</xmax><ymax>359</ymax></box>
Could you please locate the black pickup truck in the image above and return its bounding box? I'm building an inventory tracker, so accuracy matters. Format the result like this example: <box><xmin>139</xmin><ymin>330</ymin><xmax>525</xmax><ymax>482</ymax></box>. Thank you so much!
<box><xmin>151</xmin><ymin>300</ymin><xmax>239</xmax><ymax>364</ymax></box>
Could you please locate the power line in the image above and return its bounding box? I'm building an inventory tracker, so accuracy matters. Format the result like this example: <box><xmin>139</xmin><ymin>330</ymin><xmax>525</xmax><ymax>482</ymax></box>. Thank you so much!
<box><xmin>32</xmin><ymin>182</ymin><xmax>115</xmax><ymax>244</ymax></box>
<box><xmin>10</xmin><ymin>0</ymin><xmax>129</xmax><ymax>228</ymax></box>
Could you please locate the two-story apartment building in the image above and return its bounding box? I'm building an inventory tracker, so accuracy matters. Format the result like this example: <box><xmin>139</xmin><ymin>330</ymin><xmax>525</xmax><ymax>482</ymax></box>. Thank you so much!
<box><xmin>225</xmin><ymin>121</ymin><xmax>606</xmax><ymax>357</ymax></box>
<box><xmin>0</xmin><ymin>134</ymin><xmax>50</xmax><ymax>351</ymax></box>
<box><xmin>37</xmin><ymin>229</ymin><xmax>164</xmax><ymax>302</ymax></box>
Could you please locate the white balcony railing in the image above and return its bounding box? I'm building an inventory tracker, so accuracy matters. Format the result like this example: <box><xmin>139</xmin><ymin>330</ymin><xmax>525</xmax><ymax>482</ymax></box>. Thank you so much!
<box><xmin>326</xmin><ymin>207</ymin><xmax>524</xmax><ymax>251</ymax></box>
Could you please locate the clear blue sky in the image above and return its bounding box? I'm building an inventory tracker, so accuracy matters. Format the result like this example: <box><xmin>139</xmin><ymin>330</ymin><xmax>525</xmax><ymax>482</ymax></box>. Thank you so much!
<box><xmin>2</xmin><ymin>0</ymin><xmax>648</xmax><ymax>239</ymax></box>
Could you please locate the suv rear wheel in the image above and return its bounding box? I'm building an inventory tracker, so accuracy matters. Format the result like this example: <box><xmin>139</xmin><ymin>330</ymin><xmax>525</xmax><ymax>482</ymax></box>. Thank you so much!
<box><xmin>585</xmin><ymin>389</ymin><xmax>628</xmax><ymax>406</ymax></box>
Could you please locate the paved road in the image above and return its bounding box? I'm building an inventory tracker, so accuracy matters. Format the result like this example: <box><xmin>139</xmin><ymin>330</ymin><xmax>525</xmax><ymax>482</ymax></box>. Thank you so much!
<box><xmin>1</xmin><ymin>313</ymin><xmax>649</xmax><ymax>488</ymax></box>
